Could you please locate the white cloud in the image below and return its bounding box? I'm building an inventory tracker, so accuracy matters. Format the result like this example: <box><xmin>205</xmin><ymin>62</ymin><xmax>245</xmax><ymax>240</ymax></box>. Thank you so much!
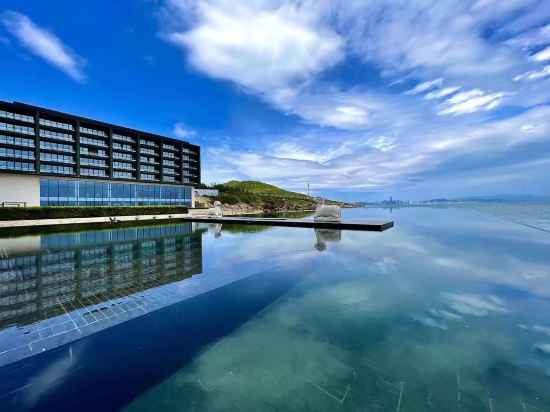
<box><xmin>205</xmin><ymin>103</ymin><xmax>550</xmax><ymax>193</ymax></box>
<box><xmin>272</xmin><ymin>85</ymin><xmax>421</xmax><ymax>131</ymax></box>
<box><xmin>530</xmin><ymin>45</ymin><xmax>550</xmax><ymax>62</ymax></box>
<box><xmin>319</xmin><ymin>105</ymin><xmax>369</xmax><ymax>129</ymax></box>
<box><xmin>166</xmin><ymin>1</ymin><xmax>343</xmax><ymax>92</ymax></box>
<box><xmin>174</xmin><ymin>122</ymin><xmax>197</xmax><ymax>139</ymax></box>
<box><xmin>269</xmin><ymin>140</ymin><xmax>360</xmax><ymax>163</ymax></box>
<box><xmin>335</xmin><ymin>0</ymin><xmax>519</xmax><ymax>77</ymax></box>
<box><xmin>160</xmin><ymin>1</ymin><xmax>550</xmax><ymax>133</ymax></box>
<box><xmin>438</xmin><ymin>89</ymin><xmax>505</xmax><ymax>115</ymax></box>
<box><xmin>405</xmin><ymin>78</ymin><xmax>443</xmax><ymax>95</ymax></box>
<box><xmin>1</xmin><ymin>11</ymin><xmax>85</xmax><ymax>82</ymax></box>
<box><xmin>367</xmin><ymin>136</ymin><xmax>396</xmax><ymax>152</ymax></box>
<box><xmin>513</xmin><ymin>65</ymin><xmax>550</xmax><ymax>81</ymax></box>
<box><xmin>425</xmin><ymin>86</ymin><xmax>461</xmax><ymax>100</ymax></box>
<box><xmin>505</xmin><ymin>23</ymin><xmax>550</xmax><ymax>48</ymax></box>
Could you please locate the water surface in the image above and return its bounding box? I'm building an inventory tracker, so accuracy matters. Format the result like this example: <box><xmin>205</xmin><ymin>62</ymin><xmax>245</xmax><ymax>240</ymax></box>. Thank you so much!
<box><xmin>1</xmin><ymin>206</ymin><xmax>550</xmax><ymax>411</ymax></box>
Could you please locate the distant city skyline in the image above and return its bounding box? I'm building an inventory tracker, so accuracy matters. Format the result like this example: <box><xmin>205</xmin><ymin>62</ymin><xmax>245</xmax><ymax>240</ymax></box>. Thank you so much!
<box><xmin>1</xmin><ymin>1</ymin><xmax>550</xmax><ymax>201</ymax></box>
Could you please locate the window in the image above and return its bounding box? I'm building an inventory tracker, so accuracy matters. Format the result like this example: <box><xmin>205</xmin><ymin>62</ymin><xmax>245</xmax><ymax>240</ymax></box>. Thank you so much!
<box><xmin>40</xmin><ymin>164</ymin><xmax>73</xmax><ymax>174</ymax></box>
<box><xmin>140</xmin><ymin>148</ymin><xmax>156</xmax><ymax>156</ymax></box>
<box><xmin>80</xmin><ymin>136</ymin><xmax>107</xmax><ymax>147</ymax></box>
<box><xmin>140</xmin><ymin>165</ymin><xmax>156</xmax><ymax>173</ymax></box>
<box><xmin>81</xmin><ymin>147</ymin><xmax>107</xmax><ymax>157</ymax></box>
<box><xmin>140</xmin><ymin>156</ymin><xmax>156</xmax><ymax>164</ymax></box>
<box><xmin>163</xmin><ymin>167</ymin><xmax>175</xmax><ymax>175</ymax></box>
<box><xmin>0</xmin><ymin>110</ymin><xmax>34</xmax><ymax>123</ymax></box>
<box><xmin>139</xmin><ymin>139</ymin><xmax>157</xmax><ymax>147</ymax></box>
<box><xmin>113</xmin><ymin>171</ymin><xmax>133</xmax><ymax>179</ymax></box>
<box><xmin>79</xmin><ymin>126</ymin><xmax>106</xmax><ymax>137</ymax></box>
<box><xmin>113</xmin><ymin>152</ymin><xmax>133</xmax><ymax>161</ymax></box>
<box><xmin>80</xmin><ymin>157</ymin><xmax>107</xmax><ymax>167</ymax></box>
<box><xmin>113</xmin><ymin>142</ymin><xmax>134</xmax><ymax>152</ymax></box>
<box><xmin>40</xmin><ymin>178</ymin><xmax>192</xmax><ymax>206</ymax></box>
<box><xmin>40</xmin><ymin>141</ymin><xmax>74</xmax><ymax>153</ymax></box>
<box><xmin>39</xmin><ymin>129</ymin><xmax>74</xmax><ymax>142</ymax></box>
<box><xmin>0</xmin><ymin>160</ymin><xmax>34</xmax><ymax>171</ymax></box>
<box><xmin>164</xmin><ymin>159</ymin><xmax>175</xmax><ymax>167</ymax></box>
<box><xmin>141</xmin><ymin>173</ymin><xmax>157</xmax><ymax>181</ymax></box>
<box><xmin>163</xmin><ymin>144</ymin><xmax>175</xmax><ymax>151</ymax></box>
<box><xmin>40</xmin><ymin>152</ymin><xmax>74</xmax><ymax>163</ymax></box>
<box><xmin>163</xmin><ymin>151</ymin><xmax>175</xmax><ymax>159</ymax></box>
<box><xmin>0</xmin><ymin>122</ymin><xmax>34</xmax><ymax>135</ymax></box>
<box><xmin>0</xmin><ymin>147</ymin><xmax>34</xmax><ymax>160</ymax></box>
<box><xmin>113</xmin><ymin>161</ymin><xmax>134</xmax><ymax>170</ymax></box>
<box><xmin>80</xmin><ymin>168</ymin><xmax>107</xmax><ymax>177</ymax></box>
<box><xmin>112</xmin><ymin>133</ymin><xmax>134</xmax><ymax>143</ymax></box>
<box><xmin>111</xmin><ymin>182</ymin><xmax>134</xmax><ymax>205</ymax></box>
<box><xmin>0</xmin><ymin>134</ymin><xmax>35</xmax><ymax>147</ymax></box>
<box><xmin>39</xmin><ymin>118</ymin><xmax>73</xmax><ymax>130</ymax></box>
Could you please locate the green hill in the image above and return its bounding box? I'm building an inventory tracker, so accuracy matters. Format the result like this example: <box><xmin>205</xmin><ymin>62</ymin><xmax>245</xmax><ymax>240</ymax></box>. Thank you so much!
<box><xmin>221</xmin><ymin>181</ymin><xmax>310</xmax><ymax>199</ymax></box>
<box><xmin>211</xmin><ymin>180</ymin><xmax>315</xmax><ymax>210</ymax></box>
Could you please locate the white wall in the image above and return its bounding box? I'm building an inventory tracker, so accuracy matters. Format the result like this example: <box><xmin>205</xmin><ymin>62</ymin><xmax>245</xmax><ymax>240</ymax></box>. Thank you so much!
<box><xmin>0</xmin><ymin>173</ymin><xmax>40</xmax><ymax>207</ymax></box>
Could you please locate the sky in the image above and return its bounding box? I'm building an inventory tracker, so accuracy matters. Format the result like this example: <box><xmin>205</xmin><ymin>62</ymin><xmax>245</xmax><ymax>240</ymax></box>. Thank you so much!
<box><xmin>1</xmin><ymin>0</ymin><xmax>550</xmax><ymax>201</ymax></box>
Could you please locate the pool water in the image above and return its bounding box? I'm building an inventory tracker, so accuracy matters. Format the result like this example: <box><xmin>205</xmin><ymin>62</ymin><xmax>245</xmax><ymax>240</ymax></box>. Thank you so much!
<box><xmin>1</xmin><ymin>206</ymin><xmax>550</xmax><ymax>411</ymax></box>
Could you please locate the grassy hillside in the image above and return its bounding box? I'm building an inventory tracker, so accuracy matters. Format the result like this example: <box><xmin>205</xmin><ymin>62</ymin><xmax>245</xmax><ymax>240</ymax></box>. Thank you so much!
<box><xmin>221</xmin><ymin>181</ymin><xmax>310</xmax><ymax>199</ymax></box>
<box><xmin>211</xmin><ymin>181</ymin><xmax>316</xmax><ymax>210</ymax></box>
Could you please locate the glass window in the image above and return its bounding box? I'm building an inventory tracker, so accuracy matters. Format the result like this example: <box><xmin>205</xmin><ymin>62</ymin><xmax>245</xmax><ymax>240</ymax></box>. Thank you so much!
<box><xmin>40</xmin><ymin>178</ymin><xmax>193</xmax><ymax>206</ymax></box>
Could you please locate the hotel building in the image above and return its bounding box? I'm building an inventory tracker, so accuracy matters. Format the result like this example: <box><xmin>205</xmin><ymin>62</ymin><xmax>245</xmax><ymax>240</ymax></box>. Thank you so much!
<box><xmin>0</xmin><ymin>101</ymin><xmax>200</xmax><ymax>207</ymax></box>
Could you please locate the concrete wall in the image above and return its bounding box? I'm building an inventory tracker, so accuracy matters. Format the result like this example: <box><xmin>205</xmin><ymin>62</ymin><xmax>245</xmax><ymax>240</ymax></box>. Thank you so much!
<box><xmin>0</xmin><ymin>173</ymin><xmax>40</xmax><ymax>207</ymax></box>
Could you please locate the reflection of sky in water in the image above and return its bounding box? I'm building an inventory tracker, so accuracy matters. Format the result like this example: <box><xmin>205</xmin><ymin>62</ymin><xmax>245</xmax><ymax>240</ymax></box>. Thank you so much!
<box><xmin>123</xmin><ymin>206</ymin><xmax>550</xmax><ymax>412</ymax></box>
<box><xmin>2</xmin><ymin>206</ymin><xmax>550</xmax><ymax>411</ymax></box>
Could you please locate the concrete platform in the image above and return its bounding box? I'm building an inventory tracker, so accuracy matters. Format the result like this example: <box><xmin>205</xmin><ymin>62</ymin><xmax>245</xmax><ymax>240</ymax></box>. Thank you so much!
<box><xmin>180</xmin><ymin>216</ymin><xmax>394</xmax><ymax>232</ymax></box>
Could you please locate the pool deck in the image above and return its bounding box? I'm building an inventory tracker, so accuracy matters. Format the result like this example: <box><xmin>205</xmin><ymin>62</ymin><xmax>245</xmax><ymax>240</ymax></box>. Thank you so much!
<box><xmin>180</xmin><ymin>216</ymin><xmax>394</xmax><ymax>231</ymax></box>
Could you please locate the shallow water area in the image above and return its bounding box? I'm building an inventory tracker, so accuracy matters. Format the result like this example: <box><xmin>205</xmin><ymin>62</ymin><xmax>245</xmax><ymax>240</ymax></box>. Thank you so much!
<box><xmin>1</xmin><ymin>205</ymin><xmax>550</xmax><ymax>411</ymax></box>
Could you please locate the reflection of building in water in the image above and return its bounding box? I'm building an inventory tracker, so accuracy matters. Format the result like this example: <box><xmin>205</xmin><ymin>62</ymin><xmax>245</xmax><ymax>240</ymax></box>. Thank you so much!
<box><xmin>0</xmin><ymin>223</ymin><xmax>204</xmax><ymax>366</ymax></box>
<box><xmin>314</xmin><ymin>229</ymin><xmax>342</xmax><ymax>252</ymax></box>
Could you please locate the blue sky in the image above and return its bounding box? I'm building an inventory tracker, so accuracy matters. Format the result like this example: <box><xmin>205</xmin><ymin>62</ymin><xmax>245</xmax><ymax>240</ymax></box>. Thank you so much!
<box><xmin>1</xmin><ymin>0</ymin><xmax>550</xmax><ymax>201</ymax></box>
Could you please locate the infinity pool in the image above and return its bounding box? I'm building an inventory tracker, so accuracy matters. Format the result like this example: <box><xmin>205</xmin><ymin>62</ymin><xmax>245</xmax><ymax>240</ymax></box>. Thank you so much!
<box><xmin>1</xmin><ymin>206</ymin><xmax>550</xmax><ymax>411</ymax></box>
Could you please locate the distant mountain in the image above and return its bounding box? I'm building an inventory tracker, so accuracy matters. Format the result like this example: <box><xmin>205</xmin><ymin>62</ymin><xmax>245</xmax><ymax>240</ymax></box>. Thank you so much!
<box><xmin>455</xmin><ymin>194</ymin><xmax>550</xmax><ymax>202</ymax></box>
<box><xmin>362</xmin><ymin>194</ymin><xmax>550</xmax><ymax>206</ymax></box>
<box><xmin>424</xmin><ymin>198</ymin><xmax>452</xmax><ymax>203</ymax></box>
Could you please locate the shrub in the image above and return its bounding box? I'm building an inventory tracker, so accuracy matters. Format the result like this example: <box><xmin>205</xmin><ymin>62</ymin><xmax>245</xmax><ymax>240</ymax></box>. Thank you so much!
<box><xmin>0</xmin><ymin>206</ymin><xmax>188</xmax><ymax>221</ymax></box>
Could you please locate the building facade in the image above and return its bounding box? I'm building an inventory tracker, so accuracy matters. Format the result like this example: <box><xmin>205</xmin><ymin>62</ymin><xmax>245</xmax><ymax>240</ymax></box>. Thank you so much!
<box><xmin>0</xmin><ymin>101</ymin><xmax>200</xmax><ymax>207</ymax></box>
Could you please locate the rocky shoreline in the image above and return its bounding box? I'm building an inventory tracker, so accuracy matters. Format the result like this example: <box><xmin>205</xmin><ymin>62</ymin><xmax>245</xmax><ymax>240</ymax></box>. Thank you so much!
<box><xmin>193</xmin><ymin>196</ymin><xmax>357</xmax><ymax>216</ymax></box>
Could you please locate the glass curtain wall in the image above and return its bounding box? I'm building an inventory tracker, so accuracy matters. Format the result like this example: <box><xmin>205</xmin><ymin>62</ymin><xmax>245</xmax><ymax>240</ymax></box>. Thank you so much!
<box><xmin>40</xmin><ymin>178</ymin><xmax>191</xmax><ymax>206</ymax></box>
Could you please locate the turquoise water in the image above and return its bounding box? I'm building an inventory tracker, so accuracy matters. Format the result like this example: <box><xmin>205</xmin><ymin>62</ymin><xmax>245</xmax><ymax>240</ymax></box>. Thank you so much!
<box><xmin>1</xmin><ymin>206</ymin><xmax>550</xmax><ymax>411</ymax></box>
